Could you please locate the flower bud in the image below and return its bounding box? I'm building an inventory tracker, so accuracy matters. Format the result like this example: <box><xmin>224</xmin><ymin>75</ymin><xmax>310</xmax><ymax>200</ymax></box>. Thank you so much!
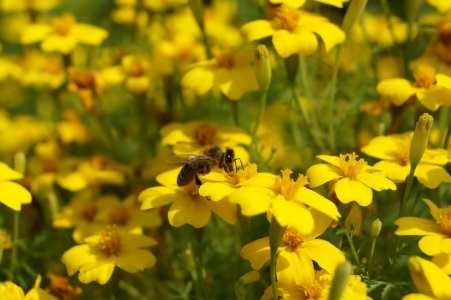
<box><xmin>14</xmin><ymin>152</ymin><xmax>26</xmax><ymax>175</ymax></box>
<box><xmin>342</xmin><ymin>0</ymin><xmax>368</xmax><ymax>35</ymax></box>
<box><xmin>371</xmin><ymin>218</ymin><xmax>382</xmax><ymax>239</ymax></box>
<box><xmin>188</xmin><ymin>0</ymin><xmax>204</xmax><ymax>30</ymax></box>
<box><xmin>328</xmin><ymin>261</ymin><xmax>352</xmax><ymax>300</ymax></box>
<box><xmin>410</xmin><ymin>113</ymin><xmax>433</xmax><ymax>168</ymax></box>
<box><xmin>254</xmin><ymin>45</ymin><xmax>272</xmax><ymax>91</ymax></box>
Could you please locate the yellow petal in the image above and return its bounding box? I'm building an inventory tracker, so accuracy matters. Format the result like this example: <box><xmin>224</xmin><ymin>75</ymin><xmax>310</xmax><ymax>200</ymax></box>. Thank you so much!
<box><xmin>273</xmin><ymin>29</ymin><xmax>318</xmax><ymax>58</ymax></box>
<box><xmin>101</xmin><ymin>66</ymin><xmax>125</xmax><ymax>85</ymax></box>
<box><xmin>56</xmin><ymin>172</ymin><xmax>88</xmax><ymax>191</ymax></box>
<box><xmin>139</xmin><ymin>186</ymin><xmax>176</xmax><ymax>210</ymax></box>
<box><xmin>418</xmin><ymin>86</ymin><xmax>451</xmax><ymax>111</ymax></box>
<box><xmin>305</xmin><ymin>209</ymin><xmax>333</xmax><ymax>239</ymax></box>
<box><xmin>376</xmin><ymin>78</ymin><xmax>420</xmax><ymax>106</ymax></box>
<box><xmin>276</xmin><ymin>248</ymin><xmax>315</xmax><ymax>286</ymax></box>
<box><xmin>207</xmin><ymin>198</ymin><xmax>237</xmax><ymax>225</ymax></box>
<box><xmin>78</xmin><ymin>261</ymin><xmax>115</xmax><ymax>285</ymax></box>
<box><xmin>115</xmin><ymin>248</ymin><xmax>156</xmax><ymax>273</ymax></box>
<box><xmin>0</xmin><ymin>181</ymin><xmax>32</xmax><ymax>211</ymax></box>
<box><xmin>216</xmin><ymin>65</ymin><xmax>259</xmax><ymax>100</ymax></box>
<box><xmin>269</xmin><ymin>0</ymin><xmax>306</xmax><ymax>8</ymax></box>
<box><xmin>20</xmin><ymin>24</ymin><xmax>52</xmax><ymax>44</ymax></box>
<box><xmin>432</xmin><ymin>253</ymin><xmax>451</xmax><ymax>275</ymax></box>
<box><xmin>181</xmin><ymin>67</ymin><xmax>215</xmax><ymax>95</ymax></box>
<box><xmin>306</xmin><ymin>163</ymin><xmax>342</xmax><ymax>188</ymax></box>
<box><xmin>240</xmin><ymin>20</ymin><xmax>277</xmax><ymax>42</ymax></box>
<box><xmin>302</xmin><ymin>239</ymin><xmax>345</xmax><ymax>274</ymax></box>
<box><xmin>272</xmin><ymin>195</ymin><xmax>314</xmax><ymax>234</ymax></box>
<box><xmin>168</xmin><ymin>196</ymin><xmax>211</xmax><ymax>228</ymax></box>
<box><xmin>121</xmin><ymin>232</ymin><xmax>158</xmax><ymax>248</ymax></box>
<box><xmin>403</xmin><ymin>294</ymin><xmax>439</xmax><ymax>300</ymax></box>
<box><xmin>156</xmin><ymin>167</ymin><xmax>181</xmax><ymax>187</ymax></box>
<box><xmin>373</xmin><ymin>160</ymin><xmax>411</xmax><ymax>183</ymax></box>
<box><xmin>414</xmin><ymin>163</ymin><xmax>451</xmax><ymax>189</ymax></box>
<box><xmin>296</xmin><ymin>187</ymin><xmax>341</xmax><ymax>220</ymax></box>
<box><xmin>125</xmin><ymin>76</ymin><xmax>150</xmax><ymax>94</ymax></box>
<box><xmin>72</xmin><ymin>24</ymin><xmax>109</xmax><ymax>45</ymax></box>
<box><xmin>309</xmin><ymin>22</ymin><xmax>345</xmax><ymax>53</ymax></box>
<box><xmin>316</xmin><ymin>155</ymin><xmax>341</xmax><ymax>167</ymax></box>
<box><xmin>61</xmin><ymin>244</ymin><xmax>98</xmax><ymax>275</ymax></box>
<box><xmin>394</xmin><ymin>217</ymin><xmax>442</xmax><ymax>235</ymax></box>
<box><xmin>436</xmin><ymin>73</ymin><xmax>451</xmax><ymax>90</ymax></box>
<box><xmin>199</xmin><ymin>182</ymin><xmax>234</xmax><ymax>201</ymax></box>
<box><xmin>41</xmin><ymin>34</ymin><xmax>77</xmax><ymax>54</ymax></box>
<box><xmin>335</xmin><ymin>178</ymin><xmax>373</xmax><ymax>206</ymax></box>
<box><xmin>229</xmin><ymin>186</ymin><xmax>273</xmax><ymax>216</ymax></box>
<box><xmin>361</xmin><ymin>135</ymin><xmax>399</xmax><ymax>160</ymax></box>
<box><xmin>315</xmin><ymin>0</ymin><xmax>349</xmax><ymax>8</ymax></box>
<box><xmin>357</xmin><ymin>173</ymin><xmax>396</xmax><ymax>191</ymax></box>
<box><xmin>236</xmin><ymin>173</ymin><xmax>277</xmax><ymax>188</ymax></box>
<box><xmin>240</xmin><ymin>237</ymin><xmax>270</xmax><ymax>269</ymax></box>
<box><xmin>216</xmin><ymin>126</ymin><xmax>252</xmax><ymax>146</ymax></box>
<box><xmin>423</xmin><ymin>199</ymin><xmax>439</xmax><ymax>221</ymax></box>
<box><xmin>419</xmin><ymin>235</ymin><xmax>450</xmax><ymax>256</ymax></box>
<box><xmin>0</xmin><ymin>162</ymin><xmax>23</xmax><ymax>180</ymax></box>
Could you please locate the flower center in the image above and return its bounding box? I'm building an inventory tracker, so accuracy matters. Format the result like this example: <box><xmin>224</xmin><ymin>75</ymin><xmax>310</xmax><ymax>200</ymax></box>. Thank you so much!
<box><xmin>52</xmin><ymin>13</ymin><xmax>76</xmax><ymax>36</ymax></box>
<box><xmin>338</xmin><ymin>153</ymin><xmax>366</xmax><ymax>180</ymax></box>
<box><xmin>98</xmin><ymin>225</ymin><xmax>122</xmax><ymax>256</ymax></box>
<box><xmin>274</xmin><ymin>170</ymin><xmax>308</xmax><ymax>200</ymax></box>
<box><xmin>212</xmin><ymin>47</ymin><xmax>235</xmax><ymax>69</ymax></box>
<box><xmin>233</xmin><ymin>163</ymin><xmax>258</xmax><ymax>184</ymax></box>
<box><xmin>195</xmin><ymin>123</ymin><xmax>216</xmax><ymax>145</ymax></box>
<box><xmin>413</xmin><ymin>67</ymin><xmax>436</xmax><ymax>89</ymax></box>
<box><xmin>438</xmin><ymin>207</ymin><xmax>451</xmax><ymax>236</ymax></box>
<box><xmin>275</xmin><ymin>4</ymin><xmax>301</xmax><ymax>32</ymax></box>
<box><xmin>127</xmin><ymin>59</ymin><xmax>145</xmax><ymax>77</ymax></box>
<box><xmin>82</xmin><ymin>203</ymin><xmax>98</xmax><ymax>222</ymax></box>
<box><xmin>395</xmin><ymin>136</ymin><xmax>410</xmax><ymax>166</ymax></box>
<box><xmin>283</xmin><ymin>227</ymin><xmax>304</xmax><ymax>249</ymax></box>
<box><xmin>109</xmin><ymin>205</ymin><xmax>131</xmax><ymax>225</ymax></box>
<box><xmin>439</xmin><ymin>16</ymin><xmax>451</xmax><ymax>43</ymax></box>
<box><xmin>299</xmin><ymin>271</ymin><xmax>329</xmax><ymax>299</ymax></box>
<box><xmin>68</xmin><ymin>68</ymin><xmax>97</xmax><ymax>90</ymax></box>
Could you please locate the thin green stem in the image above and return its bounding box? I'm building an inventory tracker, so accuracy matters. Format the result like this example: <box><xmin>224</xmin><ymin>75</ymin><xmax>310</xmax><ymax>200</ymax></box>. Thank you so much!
<box><xmin>269</xmin><ymin>248</ymin><xmax>278</xmax><ymax>300</ymax></box>
<box><xmin>368</xmin><ymin>238</ymin><xmax>377</xmax><ymax>277</ymax></box>
<box><xmin>410</xmin><ymin>183</ymin><xmax>424</xmax><ymax>215</ymax></box>
<box><xmin>341</xmin><ymin>221</ymin><xmax>360</xmax><ymax>265</ymax></box>
<box><xmin>327</xmin><ymin>44</ymin><xmax>343</xmax><ymax>153</ymax></box>
<box><xmin>188</xmin><ymin>241</ymin><xmax>203</xmax><ymax>300</ymax></box>
<box><xmin>299</xmin><ymin>56</ymin><xmax>322</xmax><ymax>134</ymax></box>
<box><xmin>192</xmin><ymin>227</ymin><xmax>206</xmax><ymax>300</ymax></box>
<box><xmin>399</xmin><ymin>169</ymin><xmax>415</xmax><ymax>218</ymax></box>
<box><xmin>230</xmin><ymin>100</ymin><xmax>240</xmax><ymax>127</ymax></box>
<box><xmin>439</xmin><ymin>106</ymin><xmax>450</xmax><ymax>148</ymax></box>
<box><xmin>251</xmin><ymin>91</ymin><xmax>267</xmax><ymax>145</ymax></box>
<box><xmin>269</xmin><ymin>219</ymin><xmax>286</xmax><ymax>300</ymax></box>
<box><xmin>8</xmin><ymin>211</ymin><xmax>19</xmax><ymax>280</ymax></box>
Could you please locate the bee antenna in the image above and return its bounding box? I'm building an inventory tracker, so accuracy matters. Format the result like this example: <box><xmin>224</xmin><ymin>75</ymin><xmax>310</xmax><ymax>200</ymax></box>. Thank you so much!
<box><xmin>234</xmin><ymin>158</ymin><xmax>244</xmax><ymax>171</ymax></box>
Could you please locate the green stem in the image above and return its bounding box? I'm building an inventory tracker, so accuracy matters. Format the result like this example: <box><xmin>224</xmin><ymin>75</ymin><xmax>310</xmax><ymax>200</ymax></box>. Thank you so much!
<box><xmin>192</xmin><ymin>227</ymin><xmax>206</xmax><ymax>300</ymax></box>
<box><xmin>269</xmin><ymin>219</ymin><xmax>286</xmax><ymax>300</ymax></box>
<box><xmin>341</xmin><ymin>221</ymin><xmax>360</xmax><ymax>265</ymax></box>
<box><xmin>327</xmin><ymin>44</ymin><xmax>343</xmax><ymax>153</ymax></box>
<box><xmin>251</xmin><ymin>91</ymin><xmax>267</xmax><ymax>145</ymax></box>
<box><xmin>399</xmin><ymin>169</ymin><xmax>415</xmax><ymax>218</ymax></box>
<box><xmin>439</xmin><ymin>106</ymin><xmax>450</xmax><ymax>148</ymax></box>
<box><xmin>410</xmin><ymin>183</ymin><xmax>424</xmax><ymax>215</ymax></box>
<box><xmin>230</xmin><ymin>100</ymin><xmax>240</xmax><ymax>127</ymax></box>
<box><xmin>188</xmin><ymin>241</ymin><xmax>203</xmax><ymax>300</ymax></box>
<box><xmin>368</xmin><ymin>238</ymin><xmax>377</xmax><ymax>277</ymax></box>
<box><xmin>8</xmin><ymin>211</ymin><xmax>19</xmax><ymax>280</ymax></box>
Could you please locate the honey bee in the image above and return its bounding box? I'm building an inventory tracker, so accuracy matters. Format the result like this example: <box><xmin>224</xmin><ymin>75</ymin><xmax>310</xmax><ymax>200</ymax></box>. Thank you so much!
<box><xmin>167</xmin><ymin>142</ymin><xmax>242</xmax><ymax>188</ymax></box>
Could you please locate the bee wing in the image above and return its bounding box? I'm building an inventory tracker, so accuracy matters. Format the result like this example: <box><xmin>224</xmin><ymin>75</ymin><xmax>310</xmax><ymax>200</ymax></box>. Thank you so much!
<box><xmin>173</xmin><ymin>141</ymin><xmax>207</xmax><ymax>155</ymax></box>
<box><xmin>166</xmin><ymin>154</ymin><xmax>213</xmax><ymax>164</ymax></box>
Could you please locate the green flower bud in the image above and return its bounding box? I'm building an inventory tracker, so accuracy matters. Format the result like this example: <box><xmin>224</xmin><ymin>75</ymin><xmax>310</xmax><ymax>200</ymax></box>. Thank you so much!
<box><xmin>14</xmin><ymin>152</ymin><xmax>26</xmax><ymax>175</ymax></box>
<box><xmin>410</xmin><ymin>113</ymin><xmax>433</xmax><ymax>168</ymax></box>
<box><xmin>188</xmin><ymin>0</ymin><xmax>204</xmax><ymax>30</ymax></box>
<box><xmin>371</xmin><ymin>218</ymin><xmax>382</xmax><ymax>239</ymax></box>
<box><xmin>255</xmin><ymin>45</ymin><xmax>272</xmax><ymax>91</ymax></box>
<box><xmin>342</xmin><ymin>0</ymin><xmax>368</xmax><ymax>35</ymax></box>
<box><xmin>328</xmin><ymin>261</ymin><xmax>352</xmax><ymax>300</ymax></box>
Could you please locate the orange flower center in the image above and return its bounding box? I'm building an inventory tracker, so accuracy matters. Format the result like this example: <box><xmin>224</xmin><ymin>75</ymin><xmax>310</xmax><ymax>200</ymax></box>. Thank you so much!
<box><xmin>109</xmin><ymin>205</ymin><xmax>131</xmax><ymax>225</ymax></box>
<box><xmin>212</xmin><ymin>47</ymin><xmax>235</xmax><ymax>69</ymax></box>
<box><xmin>68</xmin><ymin>68</ymin><xmax>97</xmax><ymax>90</ymax></box>
<box><xmin>98</xmin><ymin>225</ymin><xmax>122</xmax><ymax>256</ymax></box>
<box><xmin>52</xmin><ymin>13</ymin><xmax>76</xmax><ymax>36</ymax></box>
<box><xmin>275</xmin><ymin>4</ymin><xmax>301</xmax><ymax>32</ymax></box>
<box><xmin>233</xmin><ymin>163</ymin><xmax>258</xmax><ymax>184</ymax></box>
<box><xmin>438</xmin><ymin>207</ymin><xmax>451</xmax><ymax>236</ymax></box>
<box><xmin>127</xmin><ymin>59</ymin><xmax>145</xmax><ymax>77</ymax></box>
<box><xmin>82</xmin><ymin>203</ymin><xmax>98</xmax><ymax>222</ymax></box>
<box><xmin>413</xmin><ymin>67</ymin><xmax>436</xmax><ymax>89</ymax></box>
<box><xmin>195</xmin><ymin>123</ymin><xmax>216</xmax><ymax>145</ymax></box>
<box><xmin>274</xmin><ymin>170</ymin><xmax>308</xmax><ymax>200</ymax></box>
<box><xmin>299</xmin><ymin>271</ymin><xmax>329</xmax><ymax>299</ymax></box>
<box><xmin>338</xmin><ymin>153</ymin><xmax>366</xmax><ymax>180</ymax></box>
<box><xmin>395</xmin><ymin>136</ymin><xmax>410</xmax><ymax>166</ymax></box>
<box><xmin>283</xmin><ymin>227</ymin><xmax>304</xmax><ymax>249</ymax></box>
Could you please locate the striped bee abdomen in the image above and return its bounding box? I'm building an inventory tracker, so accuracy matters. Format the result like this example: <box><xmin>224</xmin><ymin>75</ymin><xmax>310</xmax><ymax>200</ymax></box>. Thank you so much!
<box><xmin>177</xmin><ymin>163</ymin><xmax>196</xmax><ymax>186</ymax></box>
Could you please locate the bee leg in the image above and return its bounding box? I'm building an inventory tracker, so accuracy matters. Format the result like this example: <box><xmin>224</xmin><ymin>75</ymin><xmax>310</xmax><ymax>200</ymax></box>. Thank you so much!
<box><xmin>195</xmin><ymin>173</ymin><xmax>211</xmax><ymax>200</ymax></box>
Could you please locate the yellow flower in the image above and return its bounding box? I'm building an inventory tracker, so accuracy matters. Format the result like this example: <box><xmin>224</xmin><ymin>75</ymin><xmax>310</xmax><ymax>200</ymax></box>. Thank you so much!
<box><xmin>17</xmin><ymin>51</ymin><xmax>65</xmax><ymax>89</ymax></box>
<box><xmin>0</xmin><ymin>161</ymin><xmax>31</xmax><ymax>211</ymax></box>
<box><xmin>67</xmin><ymin>67</ymin><xmax>104</xmax><ymax>112</ymax></box>
<box><xmin>0</xmin><ymin>57</ymin><xmax>21</xmax><ymax>81</ymax></box>
<box><xmin>403</xmin><ymin>256</ymin><xmax>451</xmax><ymax>300</ymax></box>
<box><xmin>61</xmin><ymin>225</ymin><xmax>157</xmax><ymax>284</ymax></box>
<box><xmin>20</xmin><ymin>13</ymin><xmax>108</xmax><ymax>54</ymax></box>
<box><xmin>361</xmin><ymin>132</ymin><xmax>451</xmax><ymax>189</ymax></box>
<box><xmin>242</xmin><ymin>210</ymin><xmax>345</xmax><ymax>286</ymax></box>
<box><xmin>376</xmin><ymin>67</ymin><xmax>451</xmax><ymax>110</ymax></box>
<box><xmin>57</xmin><ymin>110</ymin><xmax>90</xmax><ymax>144</ymax></box>
<box><xmin>240</xmin><ymin>4</ymin><xmax>345</xmax><ymax>58</ymax></box>
<box><xmin>307</xmin><ymin>153</ymin><xmax>396</xmax><ymax>207</ymax></box>
<box><xmin>269</xmin><ymin>0</ymin><xmax>349</xmax><ymax>8</ymax></box>
<box><xmin>362</xmin><ymin>13</ymin><xmax>414</xmax><ymax>46</ymax></box>
<box><xmin>139</xmin><ymin>168</ymin><xmax>237</xmax><ymax>228</ymax></box>
<box><xmin>143</xmin><ymin>0</ymin><xmax>187</xmax><ymax>12</ymax></box>
<box><xmin>0</xmin><ymin>275</ymin><xmax>57</xmax><ymax>300</ymax></box>
<box><xmin>230</xmin><ymin>169</ymin><xmax>341</xmax><ymax>234</ymax></box>
<box><xmin>395</xmin><ymin>199</ymin><xmax>451</xmax><ymax>275</ymax></box>
<box><xmin>427</xmin><ymin>0</ymin><xmax>451</xmax><ymax>13</ymax></box>
<box><xmin>0</xmin><ymin>0</ymin><xmax>58</xmax><ymax>12</ymax></box>
<box><xmin>181</xmin><ymin>46</ymin><xmax>259</xmax><ymax>100</ymax></box>
<box><xmin>261</xmin><ymin>270</ymin><xmax>371</xmax><ymax>300</ymax></box>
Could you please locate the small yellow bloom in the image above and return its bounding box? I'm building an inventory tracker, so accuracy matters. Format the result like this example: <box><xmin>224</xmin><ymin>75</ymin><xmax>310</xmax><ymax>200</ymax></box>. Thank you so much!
<box><xmin>269</xmin><ymin>0</ymin><xmax>349</xmax><ymax>8</ymax></box>
<box><xmin>362</xmin><ymin>13</ymin><xmax>415</xmax><ymax>46</ymax></box>
<box><xmin>57</xmin><ymin>110</ymin><xmax>90</xmax><ymax>144</ymax></box>
<box><xmin>307</xmin><ymin>153</ymin><xmax>396</xmax><ymax>207</ymax></box>
<box><xmin>240</xmin><ymin>4</ymin><xmax>345</xmax><ymax>57</ymax></box>
<box><xmin>17</xmin><ymin>51</ymin><xmax>65</xmax><ymax>89</ymax></box>
<box><xmin>0</xmin><ymin>57</ymin><xmax>21</xmax><ymax>81</ymax></box>
<box><xmin>61</xmin><ymin>225</ymin><xmax>157</xmax><ymax>284</ymax></box>
<box><xmin>0</xmin><ymin>161</ymin><xmax>32</xmax><ymax>211</ymax></box>
<box><xmin>427</xmin><ymin>0</ymin><xmax>451</xmax><ymax>13</ymax></box>
<box><xmin>230</xmin><ymin>169</ymin><xmax>341</xmax><ymax>234</ymax></box>
<box><xmin>0</xmin><ymin>0</ymin><xmax>58</xmax><ymax>12</ymax></box>
<box><xmin>181</xmin><ymin>46</ymin><xmax>259</xmax><ymax>100</ymax></box>
<box><xmin>403</xmin><ymin>256</ymin><xmax>451</xmax><ymax>300</ymax></box>
<box><xmin>139</xmin><ymin>168</ymin><xmax>237</xmax><ymax>228</ymax></box>
<box><xmin>0</xmin><ymin>275</ymin><xmax>57</xmax><ymax>300</ymax></box>
<box><xmin>20</xmin><ymin>13</ymin><xmax>108</xmax><ymax>54</ymax></box>
<box><xmin>396</xmin><ymin>199</ymin><xmax>451</xmax><ymax>275</ymax></box>
<box><xmin>361</xmin><ymin>132</ymin><xmax>451</xmax><ymax>188</ymax></box>
<box><xmin>242</xmin><ymin>210</ymin><xmax>344</xmax><ymax>286</ymax></box>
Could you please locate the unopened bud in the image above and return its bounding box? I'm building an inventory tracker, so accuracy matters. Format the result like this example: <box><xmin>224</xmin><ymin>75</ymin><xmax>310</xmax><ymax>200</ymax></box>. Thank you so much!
<box><xmin>188</xmin><ymin>0</ymin><xmax>204</xmax><ymax>30</ymax></box>
<box><xmin>328</xmin><ymin>261</ymin><xmax>352</xmax><ymax>300</ymax></box>
<box><xmin>255</xmin><ymin>45</ymin><xmax>272</xmax><ymax>91</ymax></box>
<box><xmin>410</xmin><ymin>113</ymin><xmax>433</xmax><ymax>168</ymax></box>
<box><xmin>14</xmin><ymin>152</ymin><xmax>26</xmax><ymax>175</ymax></box>
<box><xmin>361</xmin><ymin>257</ymin><xmax>367</xmax><ymax>265</ymax></box>
<box><xmin>342</xmin><ymin>0</ymin><xmax>368</xmax><ymax>34</ymax></box>
<box><xmin>371</xmin><ymin>218</ymin><xmax>382</xmax><ymax>239</ymax></box>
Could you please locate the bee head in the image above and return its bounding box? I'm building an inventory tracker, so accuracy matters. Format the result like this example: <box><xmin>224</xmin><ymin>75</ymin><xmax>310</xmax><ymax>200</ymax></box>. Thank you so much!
<box><xmin>224</xmin><ymin>148</ymin><xmax>235</xmax><ymax>176</ymax></box>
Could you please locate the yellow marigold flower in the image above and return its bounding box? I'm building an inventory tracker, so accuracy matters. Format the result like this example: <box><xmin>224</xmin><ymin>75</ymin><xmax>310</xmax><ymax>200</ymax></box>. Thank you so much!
<box><xmin>61</xmin><ymin>225</ymin><xmax>157</xmax><ymax>284</ymax></box>
<box><xmin>17</xmin><ymin>51</ymin><xmax>65</xmax><ymax>89</ymax></box>
<box><xmin>229</xmin><ymin>169</ymin><xmax>341</xmax><ymax>234</ymax></box>
<box><xmin>181</xmin><ymin>46</ymin><xmax>259</xmax><ymax>100</ymax></box>
<box><xmin>242</xmin><ymin>210</ymin><xmax>344</xmax><ymax>286</ymax></box>
<box><xmin>0</xmin><ymin>0</ymin><xmax>58</xmax><ymax>12</ymax></box>
<box><xmin>261</xmin><ymin>270</ymin><xmax>371</xmax><ymax>300</ymax></box>
<box><xmin>403</xmin><ymin>256</ymin><xmax>451</xmax><ymax>300</ymax></box>
<box><xmin>45</xmin><ymin>273</ymin><xmax>82</xmax><ymax>300</ymax></box>
<box><xmin>0</xmin><ymin>275</ymin><xmax>57</xmax><ymax>300</ymax></box>
<box><xmin>0</xmin><ymin>161</ymin><xmax>31</xmax><ymax>211</ymax></box>
<box><xmin>240</xmin><ymin>4</ymin><xmax>345</xmax><ymax>58</ymax></box>
<box><xmin>67</xmin><ymin>67</ymin><xmax>104</xmax><ymax>112</ymax></box>
<box><xmin>20</xmin><ymin>13</ymin><xmax>108</xmax><ymax>54</ymax></box>
<box><xmin>376</xmin><ymin>67</ymin><xmax>451</xmax><ymax>110</ymax></box>
<box><xmin>57</xmin><ymin>110</ymin><xmax>90</xmax><ymax>144</ymax></box>
<box><xmin>307</xmin><ymin>153</ymin><xmax>396</xmax><ymax>207</ymax></box>
<box><xmin>361</xmin><ymin>132</ymin><xmax>451</xmax><ymax>189</ymax></box>
<box><xmin>0</xmin><ymin>57</ymin><xmax>21</xmax><ymax>81</ymax></box>
<box><xmin>362</xmin><ymin>13</ymin><xmax>415</xmax><ymax>46</ymax></box>
<box><xmin>427</xmin><ymin>0</ymin><xmax>451</xmax><ymax>13</ymax></box>
<box><xmin>269</xmin><ymin>0</ymin><xmax>349</xmax><ymax>8</ymax></box>
<box><xmin>396</xmin><ymin>199</ymin><xmax>451</xmax><ymax>275</ymax></box>
<box><xmin>139</xmin><ymin>168</ymin><xmax>237</xmax><ymax>228</ymax></box>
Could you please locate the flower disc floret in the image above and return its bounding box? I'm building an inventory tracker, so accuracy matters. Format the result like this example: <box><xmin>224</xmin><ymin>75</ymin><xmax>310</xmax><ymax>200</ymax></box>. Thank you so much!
<box><xmin>414</xmin><ymin>67</ymin><xmax>436</xmax><ymax>89</ymax></box>
<box><xmin>276</xmin><ymin>5</ymin><xmax>301</xmax><ymax>31</ymax></box>
<box><xmin>283</xmin><ymin>226</ymin><xmax>304</xmax><ymax>249</ymax></box>
<box><xmin>438</xmin><ymin>207</ymin><xmax>451</xmax><ymax>237</ymax></box>
<box><xmin>338</xmin><ymin>153</ymin><xmax>366</xmax><ymax>179</ymax></box>
<box><xmin>99</xmin><ymin>226</ymin><xmax>122</xmax><ymax>256</ymax></box>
